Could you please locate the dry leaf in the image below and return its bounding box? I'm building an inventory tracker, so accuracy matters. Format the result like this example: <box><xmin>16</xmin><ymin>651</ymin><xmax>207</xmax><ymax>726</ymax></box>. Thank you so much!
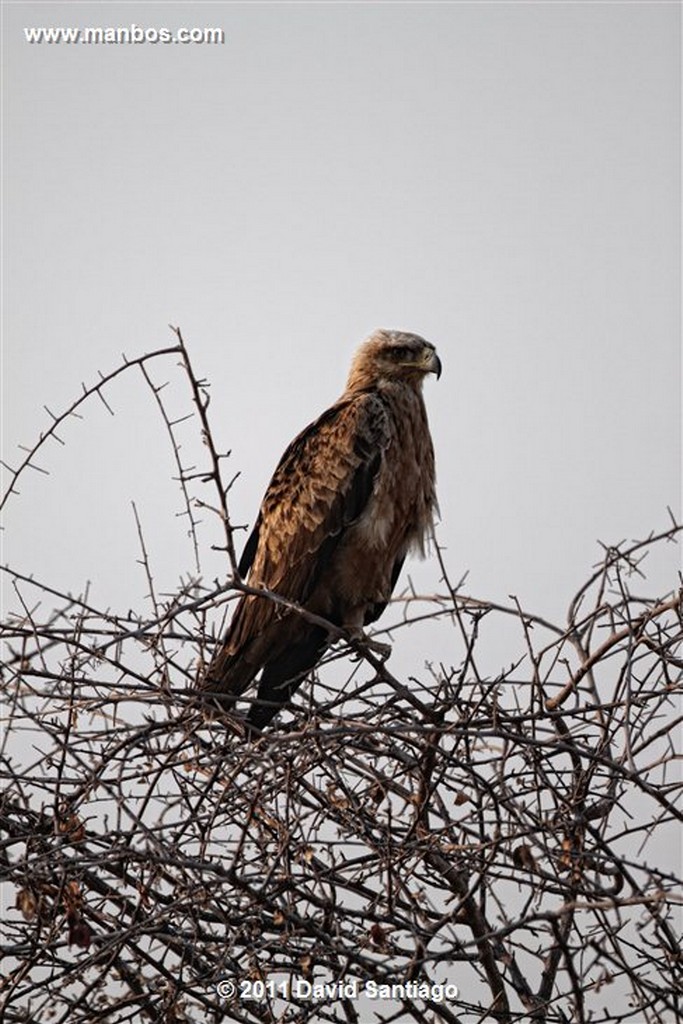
<box><xmin>57</xmin><ymin>810</ymin><xmax>86</xmax><ymax>843</ymax></box>
<box><xmin>512</xmin><ymin>844</ymin><xmax>538</xmax><ymax>871</ymax></box>
<box><xmin>16</xmin><ymin>888</ymin><xmax>38</xmax><ymax>922</ymax></box>
<box><xmin>67</xmin><ymin>911</ymin><xmax>93</xmax><ymax>950</ymax></box>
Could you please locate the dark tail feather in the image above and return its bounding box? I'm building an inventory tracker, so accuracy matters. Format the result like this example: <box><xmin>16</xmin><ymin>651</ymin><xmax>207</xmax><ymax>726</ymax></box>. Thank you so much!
<box><xmin>247</xmin><ymin>626</ymin><xmax>328</xmax><ymax>732</ymax></box>
<box><xmin>200</xmin><ymin>593</ymin><xmax>261</xmax><ymax>707</ymax></box>
<box><xmin>201</xmin><ymin>644</ymin><xmax>260</xmax><ymax>711</ymax></box>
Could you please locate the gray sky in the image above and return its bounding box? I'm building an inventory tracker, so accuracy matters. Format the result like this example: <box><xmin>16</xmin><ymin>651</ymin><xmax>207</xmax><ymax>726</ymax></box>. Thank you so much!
<box><xmin>2</xmin><ymin>1</ymin><xmax>680</xmax><ymax>639</ymax></box>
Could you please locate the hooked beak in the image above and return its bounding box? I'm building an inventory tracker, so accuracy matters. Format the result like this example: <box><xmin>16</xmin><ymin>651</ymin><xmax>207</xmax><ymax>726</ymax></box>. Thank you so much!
<box><xmin>427</xmin><ymin>351</ymin><xmax>442</xmax><ymax>380</ymax></box>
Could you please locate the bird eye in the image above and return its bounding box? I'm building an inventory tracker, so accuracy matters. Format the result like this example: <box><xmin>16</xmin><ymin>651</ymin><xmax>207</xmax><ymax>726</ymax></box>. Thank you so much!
<box><xmin>391</xmin><ymin>345</ymin><xmax>413</xmax><ymax>362</ymax></box>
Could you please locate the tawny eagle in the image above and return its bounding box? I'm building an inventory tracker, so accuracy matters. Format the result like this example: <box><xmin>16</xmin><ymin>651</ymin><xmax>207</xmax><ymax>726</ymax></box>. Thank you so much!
<box><xmin>202</xmin><ymin>329</ymin><xmax>440</xmax><ymax>731</ymax></box>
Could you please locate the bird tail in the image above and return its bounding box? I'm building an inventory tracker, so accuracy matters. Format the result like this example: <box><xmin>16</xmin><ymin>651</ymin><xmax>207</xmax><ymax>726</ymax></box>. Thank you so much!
<box><xmin>199</xmin><ymin>597</ymin><xmax>330</xmax><ymax>731</ymax></box>
<box><xmin>246</xmin><ymin>625</ymin><xmax>329</xmax><ymax>731</ymax></box>
<box><xmin>200</xmin><ymin>596</ymin><xmax>262</xmax><ymax>711</ymax></box>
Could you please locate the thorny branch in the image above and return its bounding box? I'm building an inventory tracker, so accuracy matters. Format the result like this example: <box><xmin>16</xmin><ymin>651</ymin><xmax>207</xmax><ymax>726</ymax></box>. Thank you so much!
<box><xmin>1</xmin><ymin>335</ymin><xmax>681</xmax><ymax>1023</ymax></box>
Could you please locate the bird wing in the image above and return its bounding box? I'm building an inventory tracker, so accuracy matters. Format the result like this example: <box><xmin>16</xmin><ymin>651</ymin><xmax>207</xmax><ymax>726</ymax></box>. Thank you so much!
<box><xmin>204</xmin><ymin>391</ymin><xmax>392</xmax><ymax>700</ymax></box>
<box><xmin>240</xmin><ymin>390</ymin><xmax>390</xmax><ymax>606</ymax></box>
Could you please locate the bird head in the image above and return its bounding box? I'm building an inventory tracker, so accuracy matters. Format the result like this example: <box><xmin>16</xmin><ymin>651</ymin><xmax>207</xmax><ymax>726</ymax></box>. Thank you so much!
<box><xmin>347</xmin><ymin>330</ymin><xmax>442</xmax><ymax>391</ymax></box>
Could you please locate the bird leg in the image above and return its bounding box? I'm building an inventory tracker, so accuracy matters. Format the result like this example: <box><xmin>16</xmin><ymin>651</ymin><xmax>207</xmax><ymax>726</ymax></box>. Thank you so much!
<box><xmin>346</xmin><ymin>627</ymin><xmax>392</xmax><ymax>662</ymax></box>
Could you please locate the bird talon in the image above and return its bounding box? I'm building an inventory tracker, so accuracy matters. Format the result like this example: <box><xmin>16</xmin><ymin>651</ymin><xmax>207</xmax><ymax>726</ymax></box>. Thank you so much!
<box><xmin>350</xmin><ymin>634</ymin><xmax>392</xmax><ymax>661</ymax></box>
<box><xmin>366</xmin><ymin>638</ymin><xmax>392</xmax><ymax>661</ymax></box>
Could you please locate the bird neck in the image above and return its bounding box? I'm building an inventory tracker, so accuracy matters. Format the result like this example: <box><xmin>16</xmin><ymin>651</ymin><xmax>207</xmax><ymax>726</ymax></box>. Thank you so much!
<box><xmin>345</xmin><ymin>371</ymin><xmax>425</xmax><ymax>395</ymax></box>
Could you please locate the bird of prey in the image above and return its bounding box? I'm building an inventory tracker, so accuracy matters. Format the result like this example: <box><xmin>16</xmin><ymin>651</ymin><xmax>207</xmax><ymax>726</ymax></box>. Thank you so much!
<box><xmin>202</xmin><ymin>329</ymin><xmax>440</xmax><ymax>732</ymax></box>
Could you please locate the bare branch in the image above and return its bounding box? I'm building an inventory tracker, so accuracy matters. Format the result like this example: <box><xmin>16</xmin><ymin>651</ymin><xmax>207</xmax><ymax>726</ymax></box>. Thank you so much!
<box><xmin>1</xmin><ymin>336</ymin><xmax>680</xmax><ymax>1024</ymax></box>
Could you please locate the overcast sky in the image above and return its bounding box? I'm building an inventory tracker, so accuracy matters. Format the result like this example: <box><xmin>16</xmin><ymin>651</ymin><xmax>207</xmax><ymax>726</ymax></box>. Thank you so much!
<box><xmin>2</xmin><ymin>2</ymin><xmax>680</xmax><ymax>651</ymax></box>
